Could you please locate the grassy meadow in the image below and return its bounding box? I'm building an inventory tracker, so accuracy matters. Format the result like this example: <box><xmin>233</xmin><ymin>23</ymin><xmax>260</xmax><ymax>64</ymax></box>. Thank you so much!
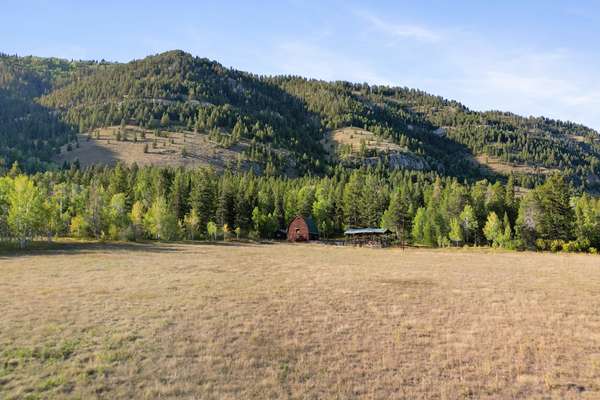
<box><xmin>1</xmin><ymin>242</ymin><xmax>600</xmax><ymax>399</ymax></box>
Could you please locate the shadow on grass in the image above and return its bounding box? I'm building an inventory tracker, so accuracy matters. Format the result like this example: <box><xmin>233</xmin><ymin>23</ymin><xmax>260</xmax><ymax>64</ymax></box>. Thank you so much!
<box><xmin>0</xmin><ymin>239</ymin><xmax>279</xmax><ymax>259</ymax></box>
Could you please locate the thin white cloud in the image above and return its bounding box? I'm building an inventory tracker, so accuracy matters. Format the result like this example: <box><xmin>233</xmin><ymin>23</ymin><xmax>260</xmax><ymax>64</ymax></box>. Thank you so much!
<box><xmin>354</xmin><ymin>10</ymin><xmax>441</xmax><ymax>43</ymax></box>
<box><xmin>443</xmin><ymin>42</ymin><xmax>600</xmax><ymax>126</ymax></box>
<box><xmin>274</xmin><ymin>41</ymin><xmax>393</xmax><ymax>85</ymax></box>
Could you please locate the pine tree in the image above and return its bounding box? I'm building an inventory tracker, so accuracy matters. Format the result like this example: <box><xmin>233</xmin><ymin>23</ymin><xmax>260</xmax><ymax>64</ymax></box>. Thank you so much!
<box><xmin>343</xmin><ymin>172</ymin><xmax>363</xmax><ymax>228</ymax></box>
<box><xmin>170</xmin><ymin>170</ymin><xmax>190</xmax><ymax>221</ymax></box>
<box><xmin>297</xmin><ymin>186</ymin><xmax>315</xmax><ymax>218</ymax></box>
<box><xmin>381</xmin><ymin>190</ymin><xmax>410</xmax><ymax>243</ymax></box>
<box><xmin>535</xmin><ymin>174</ymin><xmax>574</xmax><ymax>241</ymax></box>
<box><xmin>160</xmin><ymin>112</ymin><xmax>170</xmax><ymax>127</ymax></box>
<box><xmin>217</xmin><ymin>176</ymin><xmax>236</xmax><ymax>228</ymax></box>
<box><xmin>189</xmin><ymin>170</ymin><xmax>216</xmax><ymax>234</ymax></box>
<box><xmin>360</xmin><ymin>174</ymin><xmax>388</xmax><ymax>227</ymax></box>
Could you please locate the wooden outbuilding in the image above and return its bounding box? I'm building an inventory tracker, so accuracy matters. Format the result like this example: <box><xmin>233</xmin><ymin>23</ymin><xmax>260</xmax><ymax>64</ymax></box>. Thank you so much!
<box><xmin>287</xmin><ymin>216</ymin><xmax>319</xmax><ymax>242</ymax></box>
<box><xmin>344</xmin><ymin>227</ymin><xmax>392</xmax><ymax>247</ymax></box>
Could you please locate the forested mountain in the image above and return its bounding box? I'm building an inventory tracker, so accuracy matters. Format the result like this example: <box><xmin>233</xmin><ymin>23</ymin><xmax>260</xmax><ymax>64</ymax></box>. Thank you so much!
<box><xmin>1</xmin><ymin>50</ymin><xmax>599</xmax><ymax>190</ymax></box>
<box><xmin>0</xmin><ymin>54</ymin><xmax>99</xmax><ymax>170</ymax></box>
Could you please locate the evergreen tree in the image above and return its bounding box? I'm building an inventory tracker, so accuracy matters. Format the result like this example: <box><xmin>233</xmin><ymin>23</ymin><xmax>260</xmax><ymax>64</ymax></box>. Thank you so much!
<box><xmin>160</xmin><ymin>112</ymin><xmax>170</xmax><ymax>127</ymax></box>
<box><xmin>189</xmin><ymin>169</ymin><xmax>216</xmax><ymax>234</ymax></box>
<box><xmin>343</xmin><ymin>172</ymin><xmax>363</xmax><ymax>227</ymax></box>
<box><xmin>170</xmin><ymin>169</ymin><xmax>190</xmax><ymax>221</ymax></box>
<box><xmin>217</xmin><ymin>176</ymin><xmax>236</xmax><ymax>228</ymax></box>
<box><xmin>535</xmin><ymin>174</ymin><xmax>574</xmax><ymax>241</ymax></box>
<box><xmin>381</xmin><ymin>189</ymin><xmax>410</xmax><ymax>243</ymax></box>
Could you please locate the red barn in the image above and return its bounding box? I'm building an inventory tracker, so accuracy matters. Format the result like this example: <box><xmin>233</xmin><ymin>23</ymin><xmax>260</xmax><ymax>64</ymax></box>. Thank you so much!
<box><xmin>287</xmin><ymin>216</ymin><xmax>319</xmax><ymax>242</ymax></box>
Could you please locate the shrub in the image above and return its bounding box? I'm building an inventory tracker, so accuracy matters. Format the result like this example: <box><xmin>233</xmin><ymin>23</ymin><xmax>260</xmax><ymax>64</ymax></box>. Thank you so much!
<box><xmin>108</xmin><ymin>224</ymin><xmax>120</xmax><ymax>241</ymax></box>
<box><xmin>576</xmin><ymin>238</ymin><xmax>591</xmax><ymax>252</ymax></box>
<box><xmin>122</xmin><ymin>225</ymin><xmax>136</xmax><ymax>241</ymax></box>
<box><xmin>69</xmin><ymin>215</ymin><xmax>88</xmax><ymax>238</ymax></box>
<box><xmin>550</xmin><ymin>239</ymin><xmax>565</xmax><ymax>253</ymax></box>
<box><xmin>535</xmin><ymin>239</ymin><xmax>548</xmax><ymax>251</ymax></box>
<box><xmin>562</xmin><ymin>241</ymin><xmax>577</xmax><ymax>252</ymax></box>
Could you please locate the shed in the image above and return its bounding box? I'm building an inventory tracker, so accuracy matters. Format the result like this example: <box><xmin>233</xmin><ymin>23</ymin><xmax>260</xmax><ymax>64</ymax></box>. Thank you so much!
<box><xmin>287</xmin><ymin>216</ymin><xmax>319</xmax><ymax>242</ymax></box>
<box><xmin>344</xmin><ymin>227</ymin><xmax>392</xmax><ymax>247</ymax></box>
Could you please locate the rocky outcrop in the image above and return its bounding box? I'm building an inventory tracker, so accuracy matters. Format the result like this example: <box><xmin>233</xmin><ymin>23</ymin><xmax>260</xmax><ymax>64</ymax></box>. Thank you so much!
<box><xmin>361</xmin><ymin>151</ymin><xmax>429</xmax><ymax>171</ymax></box>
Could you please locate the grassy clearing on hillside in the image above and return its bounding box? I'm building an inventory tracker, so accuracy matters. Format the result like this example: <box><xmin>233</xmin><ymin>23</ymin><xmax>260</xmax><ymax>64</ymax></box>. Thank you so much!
<box><xmin>55</xmin><ymin>126</ymin><xmax>250</xmax><ymax>170</ymax></box>
<box><xmin>474</xmin><ymin>154</ymin><xmax>558</xmax><ymax>176</ymax></box>
<box><xmin>2</xmin><ymin>243</ymin><xmax>600</xmax><ymax>399</ymax></box>
<box><xmin>320</xmin><ymin>127</ymin><xmax>404</xmax><ymax>160</ymax></box>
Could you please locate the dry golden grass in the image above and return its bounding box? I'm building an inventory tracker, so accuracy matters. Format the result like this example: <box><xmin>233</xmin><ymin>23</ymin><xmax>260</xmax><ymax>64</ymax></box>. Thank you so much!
<box><xmin>55</xmin><ymin>126</ymin><xmax>248</xmax><ymax>170</ymax></box>
<box><xmin>321</xmin><ymin>127</ymin><xmax>403</xmax><ymax>160</ymax></box>
<box><xmin>474</xmin><ymin>155</ymin><xmax>558</xmax><ymax>176</ymax></box>
<box><xmin>2</xmin><ymin>242</ymin><xmax>600</xmax><ymax>399</ymax></box>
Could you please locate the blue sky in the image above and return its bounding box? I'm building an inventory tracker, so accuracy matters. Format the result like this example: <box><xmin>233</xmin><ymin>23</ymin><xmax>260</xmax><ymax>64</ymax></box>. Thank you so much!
<box><xmin>4</xmin><ymin>1</ymin><xmax>600</xmax><ymax>129</ymax></box>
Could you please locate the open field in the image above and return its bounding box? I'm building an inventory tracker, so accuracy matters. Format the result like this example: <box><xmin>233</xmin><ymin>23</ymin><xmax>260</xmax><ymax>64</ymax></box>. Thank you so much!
<box><xmin>2</xmin><ymin>243</ymin><xmax>600</xmax><ymax>399</ymax></box>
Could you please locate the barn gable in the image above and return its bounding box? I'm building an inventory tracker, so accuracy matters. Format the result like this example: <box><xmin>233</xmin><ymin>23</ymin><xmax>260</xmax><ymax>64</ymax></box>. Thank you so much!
<box><xmin>287</xmin><ymin>216</ymin><xmax>319</xmax><ymax>242</ymax></box>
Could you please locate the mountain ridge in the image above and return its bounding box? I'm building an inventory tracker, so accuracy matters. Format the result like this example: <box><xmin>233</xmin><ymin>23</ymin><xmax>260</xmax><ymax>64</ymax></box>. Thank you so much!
<box><xmin>1</xmin><ymin>50</ymin><xmax>599</xmax><ymax>189</ymax></box>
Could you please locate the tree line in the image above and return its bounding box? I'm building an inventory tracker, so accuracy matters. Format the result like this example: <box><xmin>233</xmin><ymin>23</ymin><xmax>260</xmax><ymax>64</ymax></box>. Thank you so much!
<box><xmin>1</xmin><ymin>162</ymin><xmax>598</xmax><ymax>253</ymax></box>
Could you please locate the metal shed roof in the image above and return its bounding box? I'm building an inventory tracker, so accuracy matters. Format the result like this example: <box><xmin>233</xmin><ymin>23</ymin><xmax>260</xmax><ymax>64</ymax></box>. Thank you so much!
<box><xmin>344</xmin><ymin>228</ymin><xmax>391</xmax><ymax>235</ymax></box>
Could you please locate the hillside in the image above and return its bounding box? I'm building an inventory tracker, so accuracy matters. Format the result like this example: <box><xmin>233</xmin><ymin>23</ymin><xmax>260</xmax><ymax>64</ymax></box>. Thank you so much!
<box><xmin>39</xmin><ymin>50</ymin><xmax>324</xmax><ymax>176</ymax></box>
<box><xmin>57</xmin><ymin>126</ymin><xmax>264</xmax><ymax>173</ymax></box>
<box><xmin>1</xmin><ymin>50</ymin><xmax>600</xmax><ymax>189</ymax></box>
<box><xmin>0</xmin><ymin>54</ymin><xmax>100</xmax><ymax>170</ymax></box>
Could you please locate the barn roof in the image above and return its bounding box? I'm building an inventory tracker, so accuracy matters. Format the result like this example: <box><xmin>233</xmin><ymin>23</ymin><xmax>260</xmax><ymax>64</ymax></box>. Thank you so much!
<box><xmin>289</xmin><ymin>215</ymin><xmax>319</xmax><ymax>235</ymax></box>
<box><xmin>344</xmin><ymin>227</ymin><xmax>391</xmax><ymax>235</ymax></box>
<box><xmin>304</xmin><ymin>217</ymin><xmax>319</xmax><ymax>235</ymax></box>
